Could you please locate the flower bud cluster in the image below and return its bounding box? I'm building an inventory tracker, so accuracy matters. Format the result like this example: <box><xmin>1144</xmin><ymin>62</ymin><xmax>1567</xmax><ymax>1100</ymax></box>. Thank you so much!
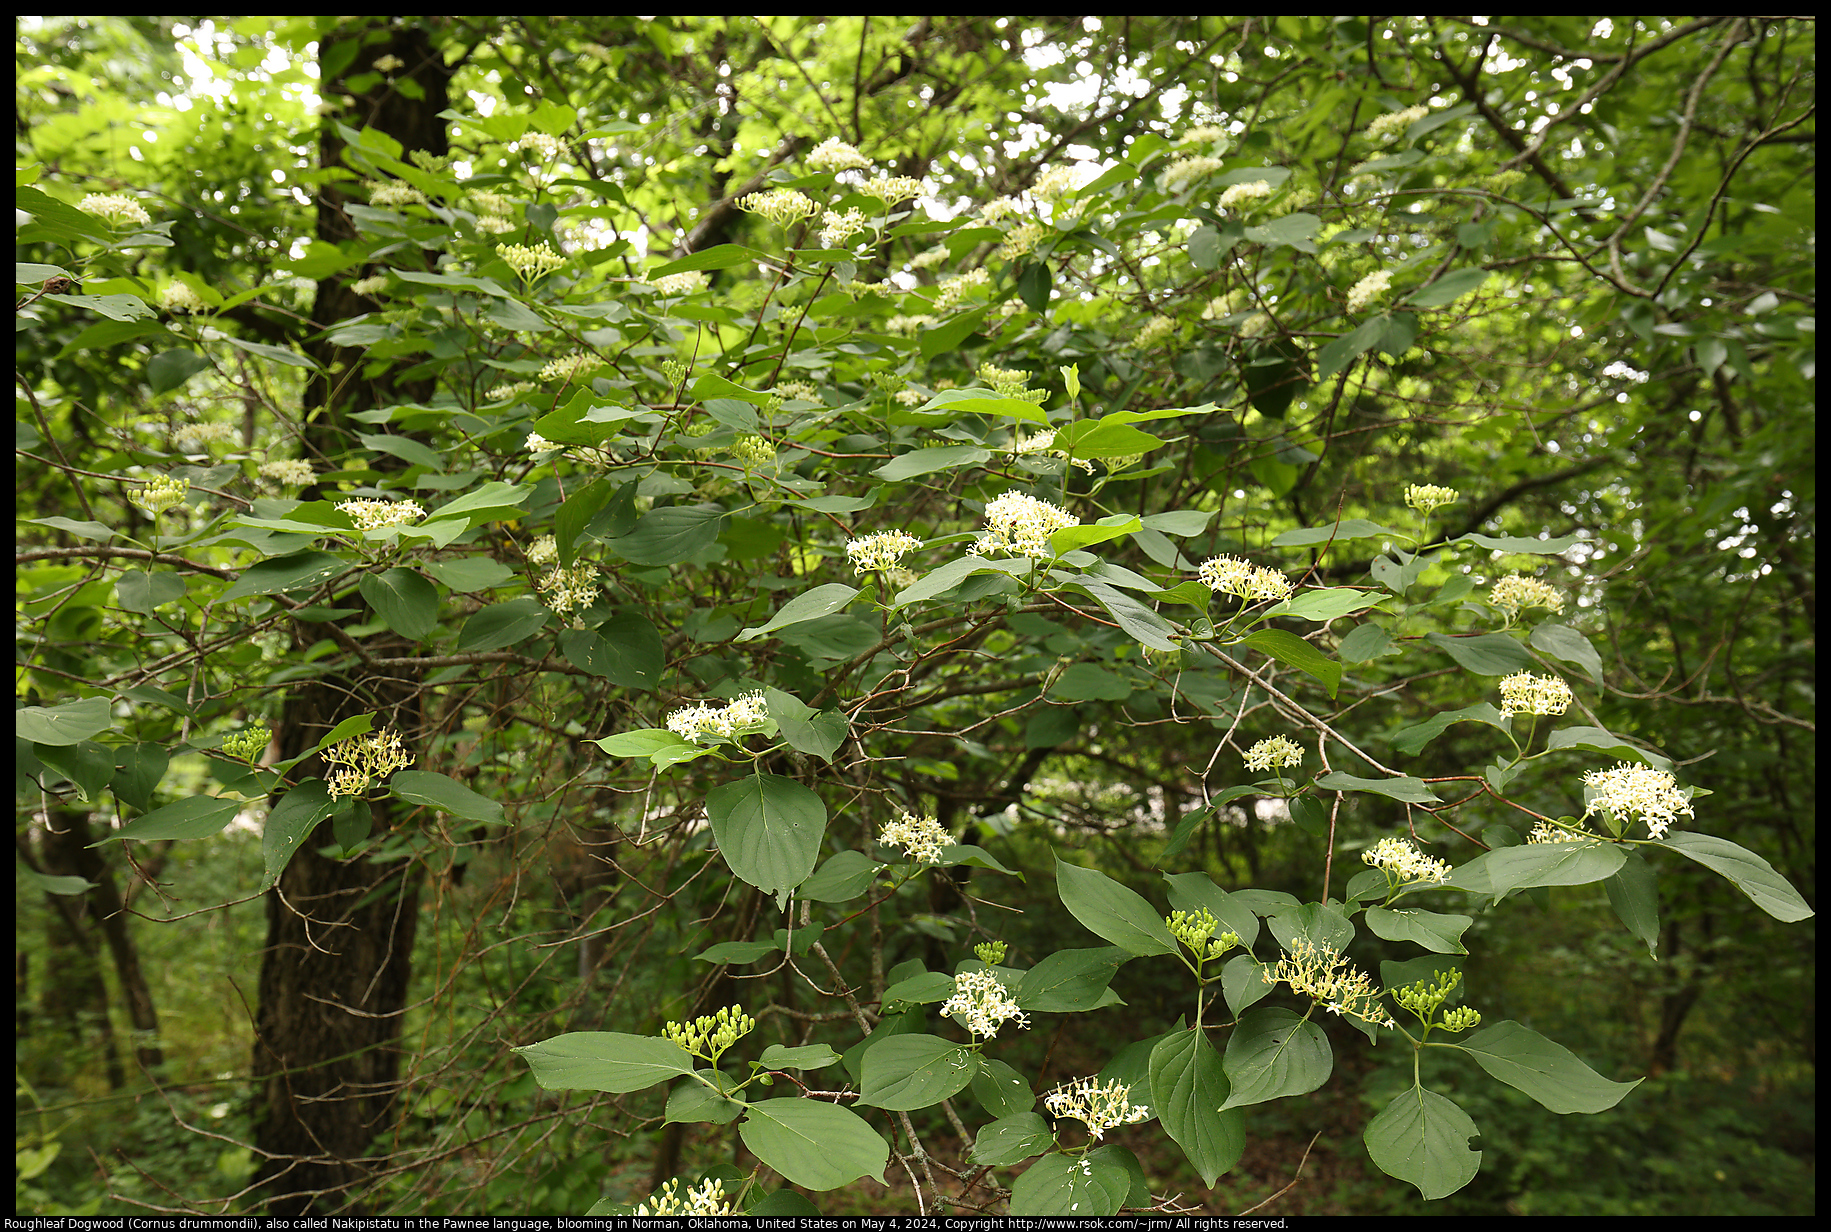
<box><xmin>648</xmin><ymin>270</ymin><xmax>708</xmax><ymax>296</ymax></box>
<box><xmin>634</xmin><ymin>1177</ymin><xmax>735</xmax><ymax>1217</ymax></box>
<box><xmin>368</xmin><ymin>179</ymin><xmax>428</xmax><ymax>208</ymax></box>
<box><xmin>663</xmin><ymin>1004</ymin><xmax>756</xmax><ymax>1061</ymax></box>
<box><xmin>538</xmin><ymin>350</ymin><xmax>596</xmax><ymax>382</ymax></box>
<box><xmin>856</xmin><ymin>176</ymin><xmax>923</xmax><ymax>205</ymax></box>
<box><xmin>940</xmin><ymin>968</ymin><xmax>1028</xmax><ymax>1040</ymax></box>
<box><xmin>974</xmin><ymin>941</ymin><xmax>1007</xmax><ymax>966</ymax></box>
<box><xmin>739</xmin><ymin>188</ymin><xmax>821</xmax><ymax>227</ymax></box>
<box><xmin>1043</xmin><ymin>1077</ymin><xmax>1151</xmax><ymax>1140</ymax></box>
<box><xmin>807</xmin><ymin>137</ymin><xmax>873</xmax><ymax>173</ymax></box>
<box><xmin>221</xmin><ymin>724</ymin><xmax>272</xmax><ymax>763</ymax></box>
<box><xmin>1243</xmin><ymin>735</ymin><xmax>1304</xmax><ymax>772</ymax></box>
<box><xmin>665</xmin><ymin>692</ymin><xmax>771</xmax><ymax>746</ymax></box>
<box><xmin>1498</xmin><ymin>671</ymin><xmax>1573</xmax><ymax>719</ymax></box>
<box><xmin>1218</xmin><ymin>180</ymin><xmax>1274</xmax><ymax>212</ymax></box>
<box><xmin>1347</xmin><ymin>269</ymin><xmax>1394</xmax><ymax>313</ymax></box>
<box><xmin>1262</xmin><ymin>938</ymin><xmax>1395</xmax><ymax>1028</ymax></box>
<box><xmin>1393</xmin><ymin>969</ymin><xmax>1477</xmax><ymax>1031</ymax></box>
<box><xmin>818</xmin><ymin>207</ymin><xmax>869</xmax><ymax>249</ymax></box>
<box><xmin>1199</xmin><ymin>556</ymin><xmax>1294</xmax><ymax>603</ymax></box>
<box><xmin>1366</xmin><ymin>104</ymin><xmax>1430</xmax><ymax>143</ymax></box>
<box><xmin>730</xmin><ymin>435</ymin><xmax>776</xmax><ymax>469</ymax></box>
<box><xmin>1528</xmin><ymin>817</ymin><xmax>1595</xmax><ymax>844</ymax></box>
<box><xmin>497</xmin><ymin>241</ymin><xmax>566</xmax><ymax>279</ymax></box>
<box><xmin>1404</xmin><ymin>483</ymin><xmax>1459</xmax><ymax>514</ymax></box>
<box><xmin>160</xmin><ymin>283</ymin><xmax>208</xmax><ymax>314</ymax></box>
<box><xmin>979</xmin><ymin>492</ymin><xmax>1080</xmax><ymax>558</ymax></box>
<box><xmin>324</xmin><ymin>727</ymin><xmax>412</xmax><ymax>798</ymax></box>
<box><xmin>880</xmin><ymin>809</ymin><xmax>950</xmax><ymax>864</ymax></box>
<box><xmin>79</xmin><ymin>193</ymin><xmax>153</xmax><ymax>228</ymax></box>
<box><xmin>134</xmin><ymin>475</ymin><xmax>190</xmax><ymax>517</ymax></box>
<box><xmin>1162</xmin><ymin>156</ymin><xmax>1224</xmax><ymax>191</ymax></box>
<box><xmin>1166</xmin><ymin>909</ymin><xmax>1240</xmax><ymax>962</ymax></box>
<box><xmin>1581</xmin><ymin>762</ymin><xmax>1694</xmax><ymax>840</ymax></box>
<box><xmin>1361</xmin><ymin>836</ymin><xmax>1453</xmax><ymax>884</ymax></box>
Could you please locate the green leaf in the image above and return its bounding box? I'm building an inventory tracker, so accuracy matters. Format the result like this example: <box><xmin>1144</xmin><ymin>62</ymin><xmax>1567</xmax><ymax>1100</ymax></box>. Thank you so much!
<box><xmin>872</xmin><ymin>444</ymin><xmax>992</xmax><ymax>482</ymax></box>
<box><xmin>359</xmin><ymin>568</ymin><xmax>439</xmax><ymax>641</ymax></box>
<box><xmin>590</xmin><ymin>728</ymin><xmax>711</xmax><ymax>770</ymax></box>
<box><xmin>1315</xmin><ymin>318</ymin><xmax>1386</xmax><ymax>381</ymax></box>
<box><xmin>1604</xmin><ymin>852</ymin><xmax>1661</xmax><ymax>957</ymax></box>
<box><xmin>389</xmin><ymin>769</ymin><xmax>504</xmax><ymax>825</ymax></box>
<box><xmin>665</xmin><ymin>1079</ymin><xmax>745</xmax><ymax>1126</ymax></box>
<box><xmin>917</xmin><ymin>308</ymin><xmax>988</xmax><ymax>359</ymax></box>
<box><xmin>1312</xmin><ymin>771</ymin><xmax>1442</xmax><ymax>805</ymax></box>
<box><xmin>115</xmin><ymin>569</ymin><xmax>187</xmax><ymax>613</ymax></box>
<box><xmin>1543</xmin><ymin>726</ymin><xmax>1674</xmax><ymax>772</ymax></box>
<box><xmin>263</xmin><ymin>779</ymin><xmax>336</xmax><ymax>888</ymax></box>
<box><xmin>1016</xmin><ymin>260</ymin><xmax>1052</xmax><ymax>311</ymax></box>
<box><xmin>147</xmin><ymin>349</ymin><xmax>213</xmax><ymax>395</ymax></box>
<box><xmin>970</xmin><ymin>1058</ymin><xmax>1035</xmax><ymax>1121</ymax></box>
<box><xmin>1274</xmin><ymin>586</ymin><xmax>1382</xmax><ymax>623</ymax></box>
<box><xmin>705</xmin><ymin>773</ymin><xmax>827</xmax><ymax>896</ymax></box>
<box><xmin>108</xmin><ymin>742</ymin><xmax>168</xmax><ymax>813</ymax></box>
<box><xmin>799</xmin><ymin>850</ymin><xmax>880</xmax><ymax>903</ymax></box>
<box><xmin>1364</xmin><ymin>906</ymin><xmax>1472</xmax><ymax>954</ymax></box>
<box><xmin>1015</xmin><ymin>946</ymin><xmax>1129</xmax><ymax>1012</ymax></box>
<box><xmin>1271</xmin><ymin>517</ymin><xmax>1401</xmax><ymax>547</ymax></box>
<box><xmin>1239</xmin><ymin>629</ymin><xmax>1342</xmax><ymax>697</ymax></box>
<box><xmin>17</xmin><ymin>696</ymin><xmax>115</xmax><ymax>746</ymax></box>
<box><xmin>1654</xmin><ymin>832</ymin><xmax>1814</xmax><ymax>922</ymax></box>
<box><xmin>35</xmin><ymin>740</ymin><xmax>116</xmax><ymax>803</ymax></box>
<box><xmin>512</xmin><ymin>1032</ymin><xmax>696</xmax><ymax>1093</ymax></box>
<box><xmin>908</xmin><ymin>387</ymin><xmax>1048</xmax><ymax>425</ymax></box>
<box><xmin>857</xmin><ymin>1034</ymin><xmax>980</xmax><ymax>1110</ymax></box>
<box><xmin>1008</xmin><ymin>1149</ymin><xmax>1128</xmax><ymax>1217</ymax></box>
<box><xmin>220</xmin><ymin>551</ymin><xmax>346</xmax><ymax>602</ymax></box>
<box><xmin>26</xmin><ymin>515</ymin><xmax>117</xmax><ymax>542</ymax></box>
<box><xmin>1390</xmin><ymin>703</ymin><xmax>1506</xmax><ymax>757</ymax></box>
<box><xmin>456</xmin><ymin>597</ymin><xmax>549</xmax><ymax>652</ymax></box>
<box><xmin>426</xmin><ymin>480</ymin><xmax>530</xmax><ymax>523</ymax></box>
<box><xmin>94</xmin><ymin>795</ymin><xmax>240</xmax><ymax>844</ymax></box>
<box><xmin>1046</xmin><ymin>664</ymin><xmax>1131</xmax><ymax>702</ymax></box>
<box><xmin>357</xmin><ymin>432</ymin><xmax>444</xmax><ymax>471</ymax></box>
<box><xmin>1446</xmin><ymin>842</ymin><xmax>1626</xmax><ymax>898</ymax></box>
<box><xmin>1452</xmin><ymin>1020</ymin><xmax>1642</xmax><ymax>1113</ymax></box>
<box><xmin>1149</xmin><ymin>1028</ymin><xmax>1245</xmax><ymax>1186</ymax></box>
<box><xmin>21</xmin><ymin>869</ymin><xmax>97</xmax><ymax>896</ymax></box>
<box><xmin>694</xmin><ymin>939</ymin><xmax>778</xmax><ymax>965</ymax></box>
<box><xmin>1075</xmin><ymin>579</ymin><xmax>1180</xmax><ymax>653</ymax></box>
<box><xmin>969</xmin><ymin>1112</ymin><xmax>1054</xmax><ymax>1166</ymax></box>
<box><xmin>758</xmin><ymin>1043</ymin><xmax>842</xmax><ymax>1071</ymax></box>
<box><xmin>738</xmin><ymin>1098</ymin><xmax>888</xmax><ymax>1191</ymax></box>
<box><xmin>649</xmin><ymin>244</ymin><xmax>763</xmax><ymax>277</ymax></box>
<box><xmin>1220</xmin><ymin>1006</ymin><xmax>1333</xmax><ymax>1110</ymax></box>
<box><xmin>1364</xmin><ymin>1087</ymin><xmax>1481</xmax><ymax>1200</ymax></box>
<box><xmin>1528</xmin><ymin>623</ymin><xmax>1604</xmax><ymax>685</ymax></box>
<box><xmin>1054</xmin><ymin>857</ymin><xmax>1176</xmax><ymax>957</ymax></box>
<box><xmin>762</xmin><ymin>687</ymin><xmax>849</xmax><ymax>761</ymax></box>
<box><xmin>1243</xmin><ymin>211</ymin><xmax>1321</xmax><ymax>252</ymax></box>
<box><xmin>739</xmin><ymin>583</ymin><xmax>859</xmax><ymax>642</ymax></box>
<box><xmin>561</xmin><ymin>612</ymin><xmax>664</xmax><ymax>690</ymax></box>
<box><xmin>219</xmin><ymin>333</ymin><xmax>321</xmax><ymax>370</ymax></box>
<box><xmin>606</xmin><ymin>505</ymin><xmax>724</xmax><ymax>565</ymax></box>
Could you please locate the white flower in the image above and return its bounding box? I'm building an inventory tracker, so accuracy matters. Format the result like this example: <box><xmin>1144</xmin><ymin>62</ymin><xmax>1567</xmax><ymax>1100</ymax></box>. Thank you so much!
<box><xmin>79</xmin><ymin>193</ymin><xmax>152</xmax><ymax>228</ymax></box>
<box><xmin>980</xmin><ymin>196</ymin><xmax>1026</xmax><ymax>223</ymax></box>
<box><xmin>1582</xmin><ymin>763</ymin><xmax>1694</xmax><ymax>840</ymax></box>
<box><xmin>1498</xmin><ymin>672</ymin><xmax>1573</xmax><ymax>720</ymax></box>
<box><xmin>857</xmin><ymin>176</ymin><xmax>923</xmax><ymax>206</ymax></box>
<box><xmin>738</xmin><ymin>188</ymin><xmax>821</xmax><ymax>227</ymax></box>
<box><xmin>933</xmin><ymin>267</ymin><xmax>989</xmax><ymax>310</ymax></box>
<box><xmin>350</xmin><ymin>274</ymin><xmax>391</xmax><ymax>297</ymax></box>
<box><xmin>1163</xmin><ymin>156</ymin><xmax>1225</xmax><ymax>191</ymax></box>
<box><xmin>367</xmin><ymin>179</ymin><xmax>427</xmax><ymax>208</ymax></box>
<box><xmin>538</xmin><ymin>562</ymin><xmax>601</xmax><ymax>616</ymax></box>
<box><xmin>258</xmin><ymin>459</ymin><xmax>317</xmax><ymax>488</ymax></box>
<box><xmin>159</xmin><ymin>283</ymin><xmax>208</xmax><ymax>314</ymax></box>
<box><xmin>1136</xmin><ymin>316</ymin><xmax>1178</xmax><ymax>348</ymax></box>
<box><xmin>666</xmin><ymin>692</ymin><xmax>771</xmax><ymax>746</ymax></box>
<box><xmin>807</xmin><ymin>137</ymin><xmax>873</xmax><ymax>173</ymax></box>
<box><xmin>978</xmin><ymin>491</ymin><xmax>1079</xmax><ymax>558</ymax></box>
<box><xmin>1043</xmin><ymin>1078</ymin><xmax>1151</xmax><ymax>1140</ymax></box>
<box><xmin>846</xmin><ymin>531</ymin><xmax>922</xmax><ymax>575</ymax></box>
<box><xmin>1031</xmin><ymin>164</ymin><xmax>1086</xmax><ymax>202</ymax></box>
<box><xmin>1366</xmin><ymin>104</ymin><xmax>1431</xmax><ymax>144</ymax></box>
<box><xmin>1180</xmin><ymin>125</ymin><xmax>1229</xmax><ymax>147</ymax></box>
<box><xmin>880</xmin><ymin>810</ymin><xmax>950</xmax><ymax>864</ymax></box>
<box><xmin>538</xmin><ymin>350</ymin><xmax>596</xmax><ymax>382</ymax></box>
<box><xmin>649</xmin><ymin>270</ymin><xmax>709</xmax><ymax>296</ymax></box>
<box><xmin>1361</xmin><ymin>836</ymin><xmax>1452</xmax><ymax>884</ymax></box>
<box><xmin>337</xmin><ymin>498</ymin><xmax>426</xmax><ymax>531</ymax></box>
<box><xmin>1244</xmin><ymin>735</ymin><xmax>1304</xmax><ymax>772</ymax></box>
<box><xmin>324</xmin><ymin>728</ymin><xmax>412</xmax><ymax>798</ymax></box>
<box><xmin>995</xmin><ymin>222</ymin><xmax>1046</xmax><ymax>261</ymax></box>
<box><xmin>1218</xmin><ymin>179</ymin><xmax>1274</xmax><ymax>212</ymax></box>
<box><xmin>633</xmin><ymin>1177</ymin><xmax>734</xmax><ymax>1217</ymax></box>
<box><xmin>818</xmin><ymin>206</ymin><xmax>869</xmax><ymax>249</ymax></box>
<box><xmin>941</xmin><ymin>969</ymin><xmax>1028</xmax><ymax>1040</ymax></box>
<box><xmin>1199</xmin><ymin>556</ymin><xmax>1293</xmax><ymax>603</ymax></box>
<box><xmin>1262</xmin><ymin>938</ymin><xmax>1395</xmax><ymax>1028</ymax></box>
<box><xmin>1346</xmin><ymin>269</ymin><xmax>1394</xmax><ymax>312</ymax></box>
<box><xmin>372</xmin><ymin>53</ymin><xmax>405</xmax><ymax>73</ymax></box>
<box><xmin>174</xmin><ymin>421</ymin><xmax>238</xmax><ymax>452</ymax></box>
<box><xmin>1490</xmin><ymin>575</ymin><xmax>1565</xmax><ymax>620</ymax></box>
<box><xmin>498</xmin><ymin>241</ymin><xmax>566</xmax><ymax>279</ymax></box>
<box><xmin>487</xmin><ymin>381</ymin><xmax>535</xmax><ymax>403</ymax></box>
<box><xmin>526</xmin><ymin>534</ymin><xmax>558</xmax><ymax>565</ymax></box>
<box><xmin>468</xmin><ymin>190</ymin><xmax>513</xmax><ymax>216</ymax></box>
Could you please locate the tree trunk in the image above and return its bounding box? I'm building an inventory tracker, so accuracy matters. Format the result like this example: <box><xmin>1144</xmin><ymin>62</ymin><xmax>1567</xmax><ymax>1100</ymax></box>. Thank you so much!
<box><xmin>249</xmin><ymin>20</ymin><xmax>452</xmax><ymax>1215</ymax></box>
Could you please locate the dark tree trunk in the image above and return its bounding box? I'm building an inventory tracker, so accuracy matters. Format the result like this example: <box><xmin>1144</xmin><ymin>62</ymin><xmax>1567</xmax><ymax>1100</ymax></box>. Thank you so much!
<box><xmin>249</xmin><ymin>20</ymin><xmax>453</xmax><ymax>1216</ymax></box>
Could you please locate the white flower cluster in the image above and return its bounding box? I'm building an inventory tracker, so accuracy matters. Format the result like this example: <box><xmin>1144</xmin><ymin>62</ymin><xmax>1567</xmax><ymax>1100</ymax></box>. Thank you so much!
<box><xmin>1346</xmin><ymin>269</ymin><xmax>1394</xmax><ymax>312</ymax></box>
<box><xmin>1262</xmin><ymin>938</ymin><xmax>1395</xmax><ymax>1028</ymax></box>
<box><xmin>807</xmin><ymin>137</ymin><xmax>872</xmax><ymax>173</ymax></box>
<box><xmin>134</xmin><ymin>475</ymin><xmax>189</xmax><ymax>517</ymax></box>
<box><xmin>1043</xmin><ymin>1077</ymin><xmax>1151</xmax><ymax>1141</ymax></box>
<box><xmin>1405</xmin><ymin>483</ymin><xmax>1459</xmax><ymax>514</ymax></box>
<box><xmin>324</xmin><ymin>727</ymin><xmax>411</xmax><ymax>799</ymax></box>
<box><xmin>1582</xmin><ymin>763</ymin><xmax>1694</xmax><ymax>840</ymax></box>
<box><xmin>818</xmin><ymin>206</ymin><xmax>869</xmax><ymax>249</ymax></box>
<box><xmin>338</xmin><ymin>498</ymin><xmax>426</xmax><ymax>531</ymax></box>
<box><xmin>846</xmin><ymin>531</ymin><xmax>922</xmax><ymax>575</ymax></box>
<box><xmin>980</xmin><ymin>196</ymin><xmax>1026</xmax><ymax>223</ymax></box>
<box><xmin>995</xmin><ymin>222</ymin><xmax>1046</xmax><ymax>261</ymax></box>
<box><xmin>526</xmin><ymin>534</ymin><xmax>558</xmax><ymax>565</ymax></box>
<box><xmin>1162</xmin><ymin>155</ymin><xmax>1225</xmax><ymax>191</ymax></box>
<box><xmin>159</xmin><ymin>283</ymin><xmax>208</xmax><ymax>314</ymax></box>
<box><xmin>372</xmin><ymin>53</ymin><xmax>404</xmax><ymax>73</ymax></box>
<box><xmin>538</xmin><ymin>562</ymin><xmax>601</xmax><ymax>616</ymax></box>
<box><xmin>633</xmin><ymin>1177</ymin><xmax>734</xmax><ymax>1217</ymax></box>
<box><xmin>367</xmin><ymin>179</ymin><xmax>428</xmax><ymax>208</ymax></box>
<box><xmin>350</xmin><ymin>274</ymin><xmax>391</xmax><ymax>297</ymax></box>
<box><xmin>941</xmin><ymin>969</ymin><xmax>1028</xmax><ymax>1040</ymax></box>
<box><xmin>487</xmin><ymin>381</ymin><xmax>535</xmax><ymax>403</ymax></box>
<box><xmin>1490</xmin><ymin>575</ymin><xmax>1565</xmax><ymax>619</ymax></box>
<box><xmin>1031</xmin><ymin>164</ymin><xmax>1085</xmax><ymax>202</ymax></box>
<box><xmin>934</xmin><ymin>267</ymin><xmax>990</xmax><ymax>310</ymax></box>
<box><xmin>1243</xmin><ymin>735</ymin><xmax>1304</xmax><ymax>772</ymax></box>
<box><xmin>1218</xmin><ymin>179</ymin><xmax>1274</xmax><ymax>212</ymax></box>
<box><xmin>1528</xmin><ymin>817</ymin><xmax>1595</xmax><ymax>845</ymax></box>
<box><xmin>739</xmin><ymin>188</ymin><xmax>821</xmax><ymax>227</ymax></box>
<box><xmin>1366</xmin><ymin>104</ymin><xmax>1431</xmax><ymax>144</ymax></box>
<box><xmin>1180</xmin><ymin>125</ymin><xmax>1229</xmax><ymax>147</ymax></box>
<box><xmin>175</xmin><ymin>421</ymin><xmax>238</xmax><ymax>452</ymax></box>
<box><xmin>258</xmin><ymin>459</ymin><xmax>317</xmax><ymax>488</ymax></box>
<box><xmin>538</xmin><ymin>350</ymin><xmax>596</xmax><ymax>382</ymax></box>
<box><xmin>856</xmin><ymin>176</ymin><xmax>923</xmax><ymax>205</ymax></box>
<box><xmin>1011</xmin><ymin>429</ymin><xmax>1095</xmax><ymax>474</ymax></box>
<box><xmin>1498</xmin><ymin>672</ymin><xmax>1573</xmax><ymax>720</ymax></box>
<box><xmin>79</xmin><ymin>193</ymin><xmax>152</xmax><ymax>228</ymax></box>
<box><xmin>979</xmin><ymin>491</ymin><xmax>1080</xmax><ymax>558</ymax></box>
<box><xmin>666</xmin><ymin>692</ymin><xmax>770</xmax><ymax>746</ymax></box>
<box><xmin>1361</xmin><ymin>836</ymin><xmax>1453</xmax><ymax>884</ymax></box>
<box><xmin>880</xmin><ymin>809</ymin><xmax>951</xmax><ymax>864</ymax></box>
<box><xmin>1136</xmin><ymin>316</ymin><xmax>1178</xmax><ymax>348</ymax></box>
<box><xmin>1198</xmin><ymin>555</ymin><xmax>1294</xmax><ymax>603</ymax></box>
<box><xmin>468</xmin><ymin>190</ymin><xmax>513</xmax><ymax>216</ymax></box>
<box><xmin>498</xmin><ymin>242</ymin><xmax>566</xmax><ymax>279</ymax></box>
<box><xmin>649</xmin><ymin>270</ymin><xmax>708</xmax><ymax>296</ymax></box>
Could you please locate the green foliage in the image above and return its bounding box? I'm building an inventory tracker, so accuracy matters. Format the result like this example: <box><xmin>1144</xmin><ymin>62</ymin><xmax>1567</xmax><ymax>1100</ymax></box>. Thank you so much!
<box><xmin>16</xmin><ymin>13</ymin><xmax>1813</xmax><ymax>1218</ymax></box>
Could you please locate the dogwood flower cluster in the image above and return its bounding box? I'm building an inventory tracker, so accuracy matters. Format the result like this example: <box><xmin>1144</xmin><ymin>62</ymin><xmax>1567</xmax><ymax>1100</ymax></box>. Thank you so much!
<box><xmin>996</xmin><ymin>222</ymin><xmax>1047</xmax><ymax>261</ymax></box>
<box><xmin>497</xmin><ymin>241</ymin><xmax>566</xmax><ymax>279</ymax></box>
<box><xmin>1499</xmin><ymin>671</ymin><xmax>1574</xmax><ymax>719</ymax></box>
<box><xmin>367</xmin><ymin>179</ymin><xmax>427</xmax><ymax>208</ymax></box>
<box><xmin>538</xmin><ymin>350</ymin><xmax>596</xmax><ymax>382</ymax></box>
<box><xmin>739</xmin><ymin>188</ymin><xmax>821</xmax><ymax>227</ymax></box>
<box><xmin>1031</xmin><ymin>164</ymin><xmax>1085</xmax><ymax>202</ymax></box>
<box><xmin>856</xmin><ymin>175</ymin><xmax>923</xmax><ymax>205</ymax></box>
<box><xmin>174</xmin><ymin>422</ymin><xmax>238</xmax><ymax>452</ymax></box>
<box><xmin>1199</xmin><ymin>555</ymin><xmax>1294</xmax><ymax>603</ymax></box>
<box><xmin>1347</xmin><ymin>269</ymin><xmax>1394</xmax><ymax>312</ymax></box>
<box><xmin>351</xmin><ymin>274</ymin><xmax>391</xmax><ymax>297</ymax></box>
<box><xmin>730</xmin><ymin>435</ymin><xmax>776</xmax><ymax>469</ymax></box>
<box><xmin>220</xmin><ymin>723</ymin><xmax>272</xmax><ymax>763</ymax></box>
<box><xmin>338</xmin><ymin>498</ymin><xmax>426</xmax><ymax>531</ymax></box>
<box><xmin>807</xmin><ymin>137</ymin><xmax>872</xmax><ymax>173</ymax></box>
<box><xmin>648</xmin><ymin>270</ymin><xmax>708</xmax><ymax>296</ymax></box>
<box><xmin>1011</xmin><ymin>428</ymin><xmax>1095</xmax><ymax>473</ymax></box>
<box><xmin>665</xmin><ymin>692</ymin><xmax>770</xmax><ymax>746</ymax></box>
<box><xmin>1043</xmin><ymin>1077</ymin><xmax>1151</xmax><ymax>1140</ymax></box>
<box><xmin>818</xmin><ymin>206</ymin><xmax>869</xmax><ymax>248</ymax></box>
<box><xmin>941</xmin><ymin>969</ymin><xmax>1028</xmax><ymax>1040</ymax></box>
<box><xmin>324</xmin><ymin>728</ymin><xmax>412</xmax><ymax>798</ymax></box>
<box><xmin>978</xmin><ymin>491</ymin><xmax>1079</xmax><ymax>558</ymax></box>
<box><xmin>1366</xmin><ymin>104</ymin><xmax>1431</xmax><ymax>143</ymax></box>
<box><xmin>1405</xmin><ymin>483</ymin><xmax>1459</xmax><ymax>515</ymax></box>
<box><xmin>1243</xmin><ymin>735</ymin><xmax>1305</xmax><ymax>772</ymax></box>
<box><xmin>79</xmin><ymin>193</ymin><xmax>152</xmax><ymax>228</ymax></box>
<box><xmin>1490</xmin><ymin>575</ymin><xmax>1566</xmax><ymax>619</ymax></box>
<box><xmin>1166</xmin><ymin>908</ymin><xmax>1241</xmax><ymax>963</ymax></box>
<box><xmin>1162</xmin><ymin>155</ymin><xmax>1224</xmax><ymax>191</ymax></box>
<box><xmin>133</xmin><ymin>475</ymin><xmax>189</xmax><ymax>517</ymax></box>
<box><xmin>1218</xmin><ymin>180</ymin><xmax>1274</xmax><ymax>212</ymax></box>
<box><xmin>258</xmin><ymin>459</ymin><xmax>318</xmax><ymax>488</ymax></box>
<box><xmin>1262</xmin><ymin>938</ymin><xmax>1395</xmax><ymax>1028</ymax></box>
<box><xmin>1581</xmin><ymin>763</ymin><xmax>1694</xmax><ymax>840</ymax></box>
<box><xmin>1393</xmin><ymin>969</ymin><xmax>1479</xmax><ymax>1032</ymax></box>
<box><xmin>846</xmin><ymin>530</ymin><xmax>922</xmax><ymax>575</ymax></box>
<box><xmin>662</xmin><ymin>1004</ymin><xmax>756</xmax><ymax>1062</ymax></box>
<box><xmin>487</xmin><ymin>380</ymin><xmax>535</xmax><ymax>402</ymax></box>
<box><xmin>1361</xmin><ymin>836</ymin><xmax>1453</xmax><ymax>885</ymax></box>
<box><xmin>880</xmin><ymin>809</ymin><xmax>951</xmax><ymax>864</ymax></box>
<box><xmin>159</xmin><ymin>283</ymin><xmax>208</xmax><ymax>314</ymax></box>
<box><xmin>633</xmin><ymin>1178</ymin><xmax>735</xmax><ymax>1217</ymax></box>
<box><xmin>537</xmin><ymin>562</ymin><xmax>601</xmax><ymax>616</ymax></box>
<box><xmin>525</xmin><ymin>534</ymin><xmax>558</xmax><ymax>566</ymax></box>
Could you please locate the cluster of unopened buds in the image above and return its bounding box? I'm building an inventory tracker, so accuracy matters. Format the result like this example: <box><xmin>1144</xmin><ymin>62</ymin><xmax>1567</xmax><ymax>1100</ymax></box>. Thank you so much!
<box><xmin>633</xmin><ymin>1177</ymin><xmax>735</xmax><ymax>1217</ymax></box>
<box><xmin>134</xmin><ymin>475</ymin><xmax>189</xmax><ymax>517</ymax></box>
<box><xmin>1165</xmin><ymin>908</ymin><xmax>1241</xmax><ymax>963</ymax></box>
<box><xmin>1393</xmin><ymin>969</ymin><xmax>1480</xmax><ymax>1033</ymax></box>
<box><xmin>662</xmin><ymin>1005</ymin><xmax>755</xmax><ymax>1062</ymax></box>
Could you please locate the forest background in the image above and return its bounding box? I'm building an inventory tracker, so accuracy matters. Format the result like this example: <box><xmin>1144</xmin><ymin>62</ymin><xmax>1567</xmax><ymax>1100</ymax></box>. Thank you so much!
<box><xmin>14</xmin><ymin>14</ymin><xmax>1815</xmax><ymax>1218</ymax></box>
